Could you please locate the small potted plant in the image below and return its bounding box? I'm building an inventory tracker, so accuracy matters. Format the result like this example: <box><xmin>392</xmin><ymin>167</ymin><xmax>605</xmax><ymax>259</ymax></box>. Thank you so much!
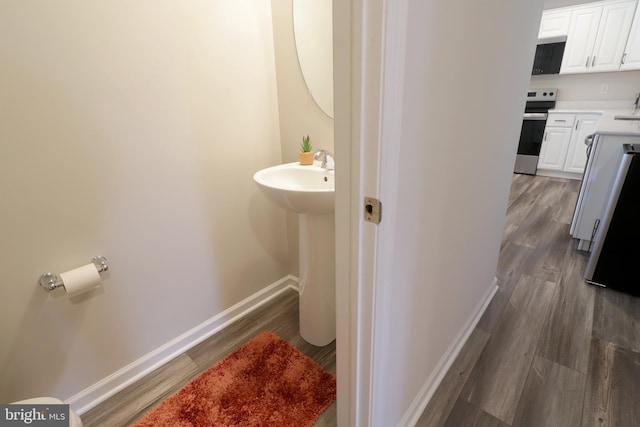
<box><xmin>299</xmin><ymin>134</ymin><xmax>313</xmax><ymax>165</ymax></box>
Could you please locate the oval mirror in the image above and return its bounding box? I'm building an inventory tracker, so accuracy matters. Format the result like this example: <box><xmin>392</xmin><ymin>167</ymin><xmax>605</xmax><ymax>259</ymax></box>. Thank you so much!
<box><xmin>293</xmin><ymin>0</ymin><xmax>334</xmax><ymax>118</ymax></box>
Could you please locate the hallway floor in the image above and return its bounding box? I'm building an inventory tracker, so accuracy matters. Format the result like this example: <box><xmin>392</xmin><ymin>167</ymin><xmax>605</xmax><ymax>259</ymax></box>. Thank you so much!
<box><xmin>417</xmin><ymin>174</ymin><xmax>640</xmax><ymax>427</ymax></box>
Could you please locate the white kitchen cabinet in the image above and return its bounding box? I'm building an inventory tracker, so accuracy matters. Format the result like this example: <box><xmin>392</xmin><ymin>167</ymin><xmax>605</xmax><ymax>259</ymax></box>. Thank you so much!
<box><xmin>560</xmin><ymin>6</ymin><xmax>603</xmax><ymax>73</ymax></box>
<box><xmin>564</xmin><ymin>114</ymin><xmax>601</xmax><ymax>173</ymax></box>
<box><xmin>538</xmin><ymin>126</ymin><xmax>572</xmax><ymax>170</ymax></box>
<box><xmin>591</xmin><ymin>0</ymin><xmax>638</xmax><ymax>72</ymax></box>
<box><xmin>560</xmin><ymin>0</ymin><xmax>637</xmax><ymax>74</ymax></box>
<box><xmin>538</xmin><ymin>112</ymin><xmax>603</xmax><ymax>178</ymax></box>
<box><xmin>546</xmin><ymin>113</ymin><xmax>576</xmax><ymax>127</ymax></box>
<box><xmin>539</xmin><ymin>9</ymin><xmax>572</xmax><ymax>38</ymax></box>
<box><xmin>621</xmin><ymin>0</ymin><xmax>640</xmax><ymax>70</ymax></box>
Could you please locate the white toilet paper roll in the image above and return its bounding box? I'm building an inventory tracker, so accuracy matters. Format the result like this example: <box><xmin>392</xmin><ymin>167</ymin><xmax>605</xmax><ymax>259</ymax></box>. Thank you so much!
<box><xmin>60</xmin><ymin>264</ymin><xmax>102</xmax><ymax>297</ymax></box>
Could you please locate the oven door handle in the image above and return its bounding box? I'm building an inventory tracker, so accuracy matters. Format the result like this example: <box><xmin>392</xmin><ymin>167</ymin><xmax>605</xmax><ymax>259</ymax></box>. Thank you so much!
<box><xmin>523</xmin><ymin>113</ymin><xmax>548</xmax><ymax>120</ymax></box>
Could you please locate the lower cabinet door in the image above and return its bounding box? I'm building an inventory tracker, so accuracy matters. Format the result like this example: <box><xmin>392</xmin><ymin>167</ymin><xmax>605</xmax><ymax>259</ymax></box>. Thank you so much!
<box><xmin>564</xmin><ymin>115</ymin><xmax>601</xmax><ymax>174</ymax></box>
<box><xmin>538</xmin><ymin>126</ymin><xmax>572</xmax><ymax>170</ymax></box>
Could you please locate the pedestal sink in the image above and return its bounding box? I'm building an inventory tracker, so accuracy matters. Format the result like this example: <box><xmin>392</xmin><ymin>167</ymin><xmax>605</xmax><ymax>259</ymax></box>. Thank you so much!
<box><xmin>253</xmin><ymin>162</ymin><xmax>335</xmax><ymax>346</ymax></box>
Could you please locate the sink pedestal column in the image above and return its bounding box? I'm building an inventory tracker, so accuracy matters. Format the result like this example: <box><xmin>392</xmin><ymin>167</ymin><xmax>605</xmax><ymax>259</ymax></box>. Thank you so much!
<box><xmin>298</xmin><ymin>213</ymin><xmax>335</xmax><ymax>346</ymax></box>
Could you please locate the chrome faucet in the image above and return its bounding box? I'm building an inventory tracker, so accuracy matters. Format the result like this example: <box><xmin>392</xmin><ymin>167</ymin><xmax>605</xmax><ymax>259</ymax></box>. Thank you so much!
<box><xmin>314</xmin><ymin>149</ymin><xmax>335</xmax><ymax>170</ymax></box>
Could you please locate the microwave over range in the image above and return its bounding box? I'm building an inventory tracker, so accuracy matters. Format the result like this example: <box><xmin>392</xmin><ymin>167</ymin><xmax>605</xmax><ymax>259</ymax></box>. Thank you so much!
<box><xmin>532</xmin><ymin>36</ymin><xmax>566</xmax><ymax>75</ymax></box>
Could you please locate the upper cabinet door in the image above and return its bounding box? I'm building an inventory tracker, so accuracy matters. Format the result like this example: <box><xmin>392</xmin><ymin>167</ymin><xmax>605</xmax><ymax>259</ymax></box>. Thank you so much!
<box><xmin>539</xmin><ymin>9</ymin><xmax>572</xmax><ymax>38</ymax></box>
<box><xmin>560</xmin><ymin>6</ymin><xmax>603</xmax><ymax>74</ymax></box>
<box><xmin>591</xmin><ymin>0</ymin><xmax>637</xmax><ymax>72</ymax></box>
<box><xmin>621</xmin><ymin>2</ymin><xmax>640</xmax><ymax>70</ymax></box>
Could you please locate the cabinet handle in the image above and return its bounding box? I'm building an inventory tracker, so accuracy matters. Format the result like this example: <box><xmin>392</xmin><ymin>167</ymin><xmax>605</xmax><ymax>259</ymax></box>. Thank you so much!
<box><xmin>575</xmin><ymin>121</ymin><xmax>579</xmax><ymax>131</ymax></box>
<box><xmin>544</xmin><ymin>132</ymin><xmax>548</xmax><ymax>141</ymax></box>
<box><xmin>585</xmin><ymin>56</ymin><xmax>590</xmax><ymax>68</ymax></box>
<box><xmin>622</xmin><ymin>53</ymin><xmax>627</xmax><ymax>64</ymax></box>
<box><xmin>592</xmin><ymin>56</ymin><xmax>596</xmax><ymax>67</ymax></box>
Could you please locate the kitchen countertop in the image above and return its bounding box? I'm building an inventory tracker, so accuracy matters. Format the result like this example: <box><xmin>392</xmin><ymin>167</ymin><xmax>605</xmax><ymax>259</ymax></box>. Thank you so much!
<box><xmin>594</xmin><ymin>110</ymin><xmax>640</xmax><ymax>137</ymax></box>
<box><xmin>549</xmin><ymin>108</ymin><xmax>640</xmax><ymax>137</ymax></box>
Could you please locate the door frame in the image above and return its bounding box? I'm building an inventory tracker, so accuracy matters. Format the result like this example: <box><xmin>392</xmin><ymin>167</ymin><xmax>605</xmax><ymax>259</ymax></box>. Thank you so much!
<box><xmin>334</xmin><ymin>0</ymin><xmax>408</xmax><ymax>424</ymax></box>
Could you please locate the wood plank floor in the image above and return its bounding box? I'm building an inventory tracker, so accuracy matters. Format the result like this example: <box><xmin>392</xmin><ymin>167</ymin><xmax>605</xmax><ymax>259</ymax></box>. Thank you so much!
<box><xmin>82</xmin><ymin>174</ymin><xmax>640</xmax><ymax>427</ymax></box>
<box><xmin>80</xmin><ymin>288</ymin><xmax>336</xmax><ymax>426</ymax></box>
<box><xmin>417</xmin><ymin>174</ymin><xmax>640</xmax><ymax>427</ymax></box>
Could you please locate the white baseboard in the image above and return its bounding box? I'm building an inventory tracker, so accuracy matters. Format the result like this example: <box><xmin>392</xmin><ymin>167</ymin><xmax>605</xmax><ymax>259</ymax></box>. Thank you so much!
<box><xmin>67</xmin><ymin>275</ymin><xmax>299</xmax><ymax>415</ymax></box>
<box><xmin>535</xmin><ymin>169</ymin><xmax>582</xmax><ymax>181</ymax></box>
<box><xmin>398</xmin><ymin>277</ymin><xmax>498</xmax><ymax>427</ymax></box>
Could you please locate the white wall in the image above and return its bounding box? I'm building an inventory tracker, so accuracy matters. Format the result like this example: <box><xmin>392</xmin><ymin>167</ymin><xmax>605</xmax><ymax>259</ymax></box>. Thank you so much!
<box><xmin>531</xmin><ymin>70</ymin><xmax>640</xmax><ymax>107</ymax></box>
<box><xmin>0</xmin><ymin>0</ymin><xmax>289</xmax><ymax>403</ymax></box>
<box><xmin>368</xmin><ymin>0</ymin><xmax>543</xmax><ymax>424</ymax></box>
<box><xmin>544</xmin><ymin>0</ymin><xmax>600</xmax><ymax>8</ymax></box>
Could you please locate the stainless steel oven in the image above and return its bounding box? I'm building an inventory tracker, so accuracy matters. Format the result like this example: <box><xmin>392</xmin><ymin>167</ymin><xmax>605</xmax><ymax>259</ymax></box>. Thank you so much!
<box><xmin>514</xmin><ymin>88</ymin><xmax>557</xmax><ymax>175</ymax></box>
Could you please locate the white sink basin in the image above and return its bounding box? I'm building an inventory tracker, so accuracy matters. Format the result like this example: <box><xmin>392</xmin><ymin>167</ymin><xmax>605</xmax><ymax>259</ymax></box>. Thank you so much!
<box><xmin>253</xmin><ymin>162</ymin><xmax>335</xmax><ymax>214</ymax></box>
<box><xmin>254</xmin><ymin>161</ymin><xmax>336</xmax><ymax>346</ymax></box>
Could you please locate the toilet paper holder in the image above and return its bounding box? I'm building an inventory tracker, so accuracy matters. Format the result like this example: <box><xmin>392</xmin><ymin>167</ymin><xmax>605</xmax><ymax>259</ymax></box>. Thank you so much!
<box><xmin>39</xmin><ymin>256</ymin><xmax>109</xmax><ymax>292</ymax></box>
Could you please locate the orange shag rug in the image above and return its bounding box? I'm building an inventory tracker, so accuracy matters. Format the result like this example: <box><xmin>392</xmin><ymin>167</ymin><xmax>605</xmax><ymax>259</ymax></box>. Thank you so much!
<box><xmin>131</xmin><ymin>331</ymin><xmax>336</xmax><ymax>427</ymax></box>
